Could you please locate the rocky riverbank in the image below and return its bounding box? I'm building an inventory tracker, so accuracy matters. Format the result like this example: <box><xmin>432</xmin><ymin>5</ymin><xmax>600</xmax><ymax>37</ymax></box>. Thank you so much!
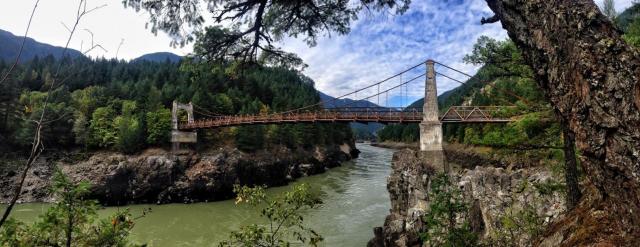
<box><xmin>369</xmin><ymin>147</ymin><xmax>566</xmax><ymax>247</ymax></box>
<box><xmin>370</xmin><ymin>141</ymin><xmax>419</xmax><ymax>150</ymax></box>
<box><xmin>0</xmin><ymin>143</ymin><xmax>359</xmax><ymax>205</ymax></box>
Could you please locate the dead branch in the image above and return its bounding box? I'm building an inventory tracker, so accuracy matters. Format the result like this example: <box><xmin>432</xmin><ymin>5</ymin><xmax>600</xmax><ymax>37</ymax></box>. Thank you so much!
<box><xmin>0</xmin><ymin>0</ymin><xmax>41</xmax><ymax>86</ymax></box>
<box><xmin>481</xmin><ymin>14</ymin><xmax>500</xmax><ymax>24</ymax></box>
<box><xmin>0</xmin><ymin>0</ymin><xmax>105</xmax><ymax>229</ymax></box>
<box><xmin>115</xmin><ymin>39</ymin><xmax>125</xmax><ymax>59</ymax></box>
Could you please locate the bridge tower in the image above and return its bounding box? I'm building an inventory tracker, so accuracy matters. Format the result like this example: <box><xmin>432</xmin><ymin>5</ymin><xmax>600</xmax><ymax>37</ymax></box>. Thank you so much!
<box><xmin>171</xmin><ymin>101</ymin><xmax>197</xmax><ymax>152</ymax></box>
<box><xmin>420</xmin><ymin>60</ymin><xmax>445</xmax><ymax>169</ymax></box>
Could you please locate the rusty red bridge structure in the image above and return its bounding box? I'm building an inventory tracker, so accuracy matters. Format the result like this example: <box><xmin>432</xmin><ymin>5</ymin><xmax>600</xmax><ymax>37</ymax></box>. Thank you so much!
<box><xmin>171</xmin><ymin>60</ymin><xmax>517</xmax><ymax>154</ymax></box>
<box><xmin>179</xmin><ymin>106</ymin><xmax>511</xmax><ymax>130</ymax></box>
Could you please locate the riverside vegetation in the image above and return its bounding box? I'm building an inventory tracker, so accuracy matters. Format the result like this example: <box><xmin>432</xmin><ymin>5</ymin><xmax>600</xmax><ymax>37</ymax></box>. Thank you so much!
<box><xmin>0</xmin><ymin>170</ymin><xmax>325</xmax><ymax>247</ymax></box>
<box><xmin>0</xmin><ymin>22</ymin><xmax>354</xmax><ymax>247</ymax></box>
<box><xmin>0</xmin><ymin>170</ymin><xmax>138</xmax><ymax>246</ymax></box>
<box><xmin>372</xmin><ymin>2</ymin><xmax>640</xmax><ymax>246</ymax></box>
<box><xmin>4</xmin><ymin>0</ymin><xmax>640</xmax><ymax>246</ymax></box>
<box><xmin>0</xmin><ymin>56</ymin><xmax>352</xmax><ymax>154</ymax></box>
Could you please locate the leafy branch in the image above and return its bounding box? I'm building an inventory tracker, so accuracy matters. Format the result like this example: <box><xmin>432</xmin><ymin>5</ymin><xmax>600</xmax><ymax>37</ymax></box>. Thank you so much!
<box><xmin>0</xmin><ymin>0</ymin><xmax>106</xmax><ymax>229</ymax></box>
<box><xmin>220</xmin><ymin>183</ymin><xmax>323</xmax><ymax>247</ymax></box>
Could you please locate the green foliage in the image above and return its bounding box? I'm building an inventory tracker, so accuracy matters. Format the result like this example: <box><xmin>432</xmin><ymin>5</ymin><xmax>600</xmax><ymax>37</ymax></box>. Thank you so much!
<box><xmin>623</xmin><ymin>18</ymin><xmax>640</xmax><ymax>47</ymax></box>
<box><xmin>70</xmin><ymin>86</ymin><xmax>106</xmax><ymax>116</ymax></box>
<box><xmin>534</xmin><ymin>180</ymin><xmax>565</xmax><ymax>196</ymax></box>
<box><xmin>145</xmin><ymin>108</ymin><xmax>172</xmax><ymax>145</ymax></box>
<box><xmin>236</xmin><ymin>125</ymin><xmax>265</xmax><ymax>152</ymax></box>
<box><xmin>485</xmin><ymin>181</ymin><xmax>547</xmax><ymax>247</ymax></box>
<box><xmin>616</xmin><ymin>3</ymin><xmax>640</xmax><ymax>31</ymax></box>
<box><xmin>0</xmin><ymin>170</ymin><xmax>139</xmax><ymax>246</ymax></box>
<box><xmin>0</xmin><ymin>53</ymin><xmax>353</xmax><ymax>153</ymax></box>
<box><xmin>72</xmin><ymin>112</ymin><xmax>90</xmax><ymax>147</ymax></box>
<box><xmin>377</xmin><ymin>124</ymin><xmax>419</xmax><ymax>143</ymax></box>
<box><xmin>421</xmin><ymin>173</ymin><xmax>478</xmax><ymax>247</ymax></box>
<box><xmin>15</xmin><ymin>89</ymin><xmax>74</xmax><ymax>147</ymax></box>
<box><xmin>220</xmin><ymin>184</ymin><xmax>323</xmax><ymax>247</ymax></box>
<box><xmin>378</xmin><ymin>36</ymin><xmax>554</xmax><ymax>147</ymax></box>
<box><xmin>113</xmin><ymin>101</ymin><xmax>144</xmax><ymax>153</ymax></box>
<box><xmin>114</xmin><ymin>115</ymin><xmax>143</xmax><ymax>154</ymax></box>
<box><xmin>124</xmin><ymin>0</ymin><xmax>409</xmax><ymax>65</ymax></box>
<box><xmin>212</xmin><ymin>93</ymin><xmax>235</xmax><ymax>114</ymax></box>
<box><xmin>89</xmin><ymin>106</ymin><xmax>117</xmax><ymax>148</ymax></box>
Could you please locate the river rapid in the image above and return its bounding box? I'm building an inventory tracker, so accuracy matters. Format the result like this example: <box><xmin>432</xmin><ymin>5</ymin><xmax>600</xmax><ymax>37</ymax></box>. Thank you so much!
<box><xmin>3</xmin><ymin>144</ymin><xmax>393</xmax><ymax>246</ymax></box>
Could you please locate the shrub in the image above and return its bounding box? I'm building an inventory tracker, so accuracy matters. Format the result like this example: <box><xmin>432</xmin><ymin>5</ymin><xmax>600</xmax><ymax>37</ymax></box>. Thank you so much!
<box><xmin>220</xmin><ymin>184</ymin><xmax>323</xmax><ymax>247</ymax></box>
<box><xmin>0</xmin><ymin>169</ymin><xmax>141</xmax><ymax>246</ymax></box>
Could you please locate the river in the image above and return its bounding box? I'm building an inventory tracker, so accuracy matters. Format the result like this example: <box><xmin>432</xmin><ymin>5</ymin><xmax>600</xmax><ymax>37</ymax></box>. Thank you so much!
<box><xmin>3</xmin><ymin>144</ymin><xmax>393</xmax><ymax>246</ymax></box>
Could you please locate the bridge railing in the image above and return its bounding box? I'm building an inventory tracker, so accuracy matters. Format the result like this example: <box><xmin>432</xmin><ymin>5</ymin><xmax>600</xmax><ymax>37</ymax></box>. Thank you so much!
<box><xmin>180</xmin><ymin>107</ymin><xmax>426</xmax><ymax>129</ymax></box>
<box><xmin>179</xmin><ymin>106</ymin><xmax>514</xmax><ymax>129</ymax></box>
<box><xmin>440</xmin><ymin>106</ymin><xmax>515</xmax><ymax>123</ymax></box>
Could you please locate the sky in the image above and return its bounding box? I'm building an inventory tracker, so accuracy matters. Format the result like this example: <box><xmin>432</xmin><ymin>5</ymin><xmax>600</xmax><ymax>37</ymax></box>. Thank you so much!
<box><xmin>0</xmin><ymin>0</ymin><xmax>635</xmax><ymax>107</ymax></box>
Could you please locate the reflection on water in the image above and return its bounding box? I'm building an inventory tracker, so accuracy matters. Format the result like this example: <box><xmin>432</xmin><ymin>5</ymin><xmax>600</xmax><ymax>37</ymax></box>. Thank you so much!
<box><xmin>3</xmin><ymin>144</ymin><xmax>393</xmax><ymax>246</ymax></box>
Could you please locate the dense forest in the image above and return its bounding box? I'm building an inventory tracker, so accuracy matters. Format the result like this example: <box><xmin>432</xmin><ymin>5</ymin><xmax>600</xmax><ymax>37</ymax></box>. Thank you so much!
<box><xmin>0</xmin><ymin>55</ymin><xmax>353</xmax><ymax>154</ymax></box>
<box><xmin>378</xmin><ymin>36</ymin><xmax>555</xmax><ymax>149</ymax></box>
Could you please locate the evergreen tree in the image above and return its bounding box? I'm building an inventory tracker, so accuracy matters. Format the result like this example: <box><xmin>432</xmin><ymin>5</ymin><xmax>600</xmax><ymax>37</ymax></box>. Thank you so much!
<box><xmin>603</xmin><ymin>0</ymin><xmax>617</xmax><ymax>21</ymax></box>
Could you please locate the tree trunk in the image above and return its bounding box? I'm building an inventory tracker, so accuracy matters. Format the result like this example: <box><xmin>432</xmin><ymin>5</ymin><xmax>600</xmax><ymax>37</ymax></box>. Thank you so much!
<box><xmin>484</xmin><ymin>0</ymin><xmax>640</xmax><ymax>246</ymax></box>
<box><xmin>562</xmin><ymin>123</ymin><xmax>581</xmax><ymax>210</ymax></box>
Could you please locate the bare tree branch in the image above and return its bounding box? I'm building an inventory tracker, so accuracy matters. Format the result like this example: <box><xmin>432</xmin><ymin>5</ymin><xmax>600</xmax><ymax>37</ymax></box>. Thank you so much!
<box><xmin>115</xmin><ymin>38</ymin><xmax>125</xmax><ymax>59</ymax></box>
<box><xmin>0</xmin><ymin>0</ymin><xmax>104</xmax><ymax>229</ymax></box>
<box><xmin>82</xmin><ymin>29</ymin><xmax>108</xmax><ymax>55</ymax></box>
<box><xmin>481</xmin><ymin>14</ymin><xmax>500</xmax><ymax>24</ymax></box>
<box><xmin>0</xmin><ymin>0</ymin><xmax>41</xmax><ymax>86</ymax></box>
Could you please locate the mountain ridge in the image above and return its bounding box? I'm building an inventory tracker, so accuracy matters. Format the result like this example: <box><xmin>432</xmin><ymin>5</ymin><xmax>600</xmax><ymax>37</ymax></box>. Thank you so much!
<box><xmin>0</xmin><ymin>29</ymin><xmax>84</xmax><ymax>62</ymax></box>
<box><xmin>131</xmin><ymin>52</ymin><xmax>182</xmax><ymax>63</ymax></box>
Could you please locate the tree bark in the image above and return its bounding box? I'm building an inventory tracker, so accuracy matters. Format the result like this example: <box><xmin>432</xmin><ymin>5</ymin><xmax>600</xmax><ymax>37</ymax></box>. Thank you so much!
<box><xmin>562</xmin><ymin>123</ymin><xmax>581</xmax><ymax>210</ymax></box>
<box><xmin>484</xmin><ymin>0</ymin><xmax>640</xmax><ymax>246</ymax></box>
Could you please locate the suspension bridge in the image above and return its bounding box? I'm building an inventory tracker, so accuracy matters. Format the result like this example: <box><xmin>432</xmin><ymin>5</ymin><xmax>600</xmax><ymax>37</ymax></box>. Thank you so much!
<box><xmin>170</xmin><ymin>60</ymin><xmax>516</xmax><ymax>154</ymax></box>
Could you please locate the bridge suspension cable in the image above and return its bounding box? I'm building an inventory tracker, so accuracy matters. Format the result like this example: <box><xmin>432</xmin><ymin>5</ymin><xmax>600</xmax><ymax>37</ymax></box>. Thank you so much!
<box><xmin>435</xmin><ymin>71</ymin><xmax>516</xmax><ymax>106</ymax></box>
<box><xmin>177</xmin><ymin>59</ymin><xmax>518</xmax><ymax>131</ymax></box>
<box><xmin>273</xmin><ymin>60</ymin><xmax>427</xmax><ymax>115</ymax></box>
<box><xmin>193</xmin><ymin>105</ymin><xmax>224</xmax><ymax>117</ymax></box>
<box><xmin>433</xmin><ymin>61</ymin><xmax>531</xmax><ymax>105</ymax></box>
<box><xmin>329</xmin><ymin>72</ymin><xmax>426</xmax><ymax>110</ymax></box>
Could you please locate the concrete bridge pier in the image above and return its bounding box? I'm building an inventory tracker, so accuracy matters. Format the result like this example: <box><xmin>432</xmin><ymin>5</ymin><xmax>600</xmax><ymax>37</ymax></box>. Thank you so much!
<box><xmin>171</xmin><ymin>101</ymin><xmax>197</xmax><ymax>153</ymax></box>
<box><xmin>420</xmin><ymin>60</ymin><xmax>446</xmax><ymax>171</ymax></box>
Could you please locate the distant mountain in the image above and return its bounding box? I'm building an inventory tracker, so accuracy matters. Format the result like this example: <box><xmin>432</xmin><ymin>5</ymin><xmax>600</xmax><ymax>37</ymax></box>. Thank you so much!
<box><xmin>617</xmin><ymin>3</ymin><xmax>640</xmax><ymax>31</ymax></box>
<box><xmin>395</xmin><ymin>91</ymin><xmax>453</xmax><ymax>111</ymax></box>
<box><xmin>318</xmin><ymin>91</ymin><xmax>387</xmax><ymax>109</ymax></box>
<box><xmin>0</xmin><ymin>29</ymin><xmax>84</xmax><ymax>62</ymax></box>
<box><xmin>131</xmin><ymin>52</ymin><xmax>182</xmax><ymax>63</ymax></box>
<box><xmin>318</xmin><ymin>91</ymin><xmax>387</xmax><ymax>140</ymax></box>
<box><xmin>405</xmin><ymin>68</ymin><xmax>489</xmax><ymax>111</ymax></box>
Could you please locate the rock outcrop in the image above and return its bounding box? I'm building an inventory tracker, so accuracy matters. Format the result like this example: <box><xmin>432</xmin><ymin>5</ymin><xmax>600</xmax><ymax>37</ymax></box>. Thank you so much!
<box><xmin>369</xmin><ymin>148</ymin><xmax>566</xmax><ymax>247</ymax></box>
<box><xmin>0</xmin><ymin>144</ymin><xmax>358</xmax><ymax>205</ymax></box>
<box><xmin>368</xmin><ymin>150</ymin><xmax>435</xmax><ymax>247</ymax></box>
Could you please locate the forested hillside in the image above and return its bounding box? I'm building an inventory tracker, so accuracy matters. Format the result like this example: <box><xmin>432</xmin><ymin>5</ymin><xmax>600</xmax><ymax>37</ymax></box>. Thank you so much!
<box><xmin>318</xmin><ymin>92</ymin><xmax>385</xmax><ymax>140</ymax></box>
<box><xmin>0</xmin><ymin>55</ymin><xmax>352</xmax><ymax>154</ymax></box>
<box><xmin>380</xmin><ymin>5</ymin><xmax>640</xmax><ymax>148</ymax></box>
<box><xmin>378</xmin><ymin>36</ymin><xmax>559</xmax><ymax>152</ymax></box>
<box><xmin>131</xmin><ymin>52</ymin><xmax>182</xmax><ymax>63</ymax></box>
<box><xmin>0</xmin><ymin>29</ymin><xmax>84</xmax><ymax>62</ymax></box>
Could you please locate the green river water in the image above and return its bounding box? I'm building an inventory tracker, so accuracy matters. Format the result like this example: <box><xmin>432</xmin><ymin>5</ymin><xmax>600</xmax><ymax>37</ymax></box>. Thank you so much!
<box><xmin>3</xmin><ymin>144</ymin><xmax>393</xmax><ymax>246</ymax></box>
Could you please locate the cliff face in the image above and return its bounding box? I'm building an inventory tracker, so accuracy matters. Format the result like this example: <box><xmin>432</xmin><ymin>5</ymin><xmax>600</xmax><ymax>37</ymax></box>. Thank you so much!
<box><xmin>369</xmin><ymin>148</ymin><xmax>566</xmax><ymax>247</ymax></box>
<box><xmin>0</xmin><ymin>143</ymin><xmax>359</xmax><ymax>205</ymax></box>
<box><xmin>368</xmin><ymin>150</ymin><xmax>435</xmax><ymax>247</ymax></box>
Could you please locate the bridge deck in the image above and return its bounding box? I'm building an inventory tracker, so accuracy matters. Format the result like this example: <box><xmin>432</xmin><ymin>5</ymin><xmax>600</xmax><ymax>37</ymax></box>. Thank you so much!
<box><xmin>179</xmin><ymin>106</ymin><xmax>513</xmax><ymax>130</ymax></box>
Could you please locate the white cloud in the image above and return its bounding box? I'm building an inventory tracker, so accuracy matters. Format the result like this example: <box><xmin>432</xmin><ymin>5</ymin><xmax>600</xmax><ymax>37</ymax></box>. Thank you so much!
<box><xmin>282</xmin><ymin>0</ymin><xmax>508</xmax><ymax>106</ymax></box>
<box><xmin>1</xmin><ymin>0</ymin><xmax>635</xmax><ymax>106</ymax></box>
<box><xmin>0</xmin><ymin>1</ymin><xmax>192</xmax><ymax>60</ymax></box>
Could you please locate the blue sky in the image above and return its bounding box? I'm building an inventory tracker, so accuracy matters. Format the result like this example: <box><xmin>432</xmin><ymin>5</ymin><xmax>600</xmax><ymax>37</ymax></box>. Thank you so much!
<box><xmin>282</xmin><ymin>0</ymin><xmax>509</xmax><ymax>106</ymax></box>
<box><xmin>282</xmin><ymin>0</ymin><xmax>635</xmax><ymax>106</ymax></box>
<box><xmin>0</xmin><ymin>0</ymin><xmax>635</xmax><ymax>107</ymax></box>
